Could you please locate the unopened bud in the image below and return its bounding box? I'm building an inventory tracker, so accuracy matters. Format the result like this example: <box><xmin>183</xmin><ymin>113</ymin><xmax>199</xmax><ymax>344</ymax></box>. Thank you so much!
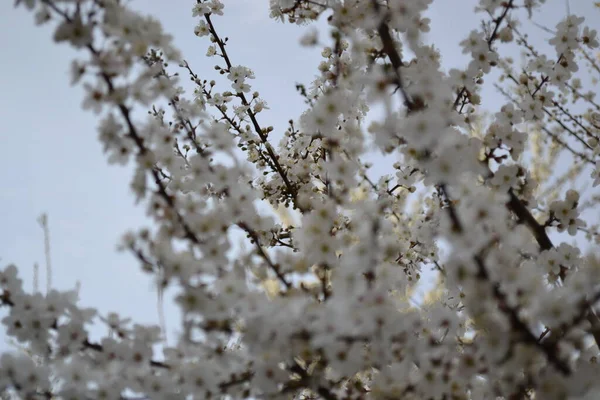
<box><xmin>499</xmin><ymin>27</ymin><xmax>513</xmax><ymax>43</ymax></box>
<box><xmin>566</xmin><ymin>189</ymin><xmax>579</xmax><ymax>205</ymax></box>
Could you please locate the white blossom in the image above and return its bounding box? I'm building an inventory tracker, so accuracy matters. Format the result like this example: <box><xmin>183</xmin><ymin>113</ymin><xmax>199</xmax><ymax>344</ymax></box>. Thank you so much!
<box><xmin>4</xmin><ymin>1</ymin><xmax>600</xmax><ymax>399</ymax></box>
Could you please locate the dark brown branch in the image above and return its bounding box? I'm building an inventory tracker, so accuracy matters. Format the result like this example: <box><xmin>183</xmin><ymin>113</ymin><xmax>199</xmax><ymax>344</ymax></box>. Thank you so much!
<box><xmin>439</xmin><ymin>186</ymin><xmax>571</xmax><ymax>376</ymax></box>
<box><xmin>237</xmin><ymin>222</ymin><xmax>292</xmax><ymax>289</ymax></box>
<box><xmin>506</xmin><ymin>190</ymin><xmax>552</xmax><ymax>251</ymax></box>
<box><xmin>486</xmin><ymin>0</ymin><xmax>515</xmax><ymax>48</ymax></box>
<box><xmin>204</xmin><ymin>14</ymin><xmax>304</xmax><ymax>212</ymax></box>
<box><xmin>473</xmin><ymin>255</ymin><xmax>571</xmax><ymax>376</ymax></box>
<box><xmin>452</xmin><ymin>0</ymin><xmax>514</xmax><ymax>109</ymax></box>
<box><xmin>371</xmin><ymin>0</ymin><xmax>416</xmax><ymax>112</ymax></box>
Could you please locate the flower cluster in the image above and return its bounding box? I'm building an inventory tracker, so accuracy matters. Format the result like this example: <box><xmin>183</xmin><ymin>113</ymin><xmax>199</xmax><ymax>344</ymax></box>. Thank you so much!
<box><xmin>3</xmin><ymin>0</ymin><xmax>600</xmax><ymax>399</ymax></box>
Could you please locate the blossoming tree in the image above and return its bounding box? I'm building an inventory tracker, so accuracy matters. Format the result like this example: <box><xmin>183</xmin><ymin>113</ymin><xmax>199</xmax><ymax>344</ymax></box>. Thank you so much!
<box><xmin>3</xmin><ymin>0</ymin><xmax>600</xmax><ymax>398</ymax></box>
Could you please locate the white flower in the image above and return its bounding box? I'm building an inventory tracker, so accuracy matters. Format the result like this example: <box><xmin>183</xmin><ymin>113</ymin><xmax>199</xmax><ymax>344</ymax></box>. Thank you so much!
<box><xmin>448</xmin><ymin>67</ymin><xmax>476</xmax><ymax>92</ymax></box>
<box><xmin>34</xmin><ymin>5</ymin><xmax>51</xmax><ymax>25</ymax></box>
<box><xmin>128</xmin><ymin>340</ymin><xmax>153</xmax><ymax>368</ymax></box>
<box><xmin>0</xmin><ymin>264</ymin><xmax>22</xmax><ymax>291</ymax></box>
<box><xmin>192</xmin><ymin>3</ymin><xmax>210</xmax><ymax>17</ymax></box>
<box><xmin>4</xmin><ymin>354</ymin><xmax>51</xmax><ymax>394</ymax></box>
<box><xmin>203</xmin><ymin>121</ymin><xmax>235</xmax><ymax>151</ymax></box>
<box><xmin>15</xmin><ymin>0</ymin><xmax>36</xmax><ymax>10</ymax></box>
<box><xmin>539</xmin><ymin>248</ymin><xmax>564</xmax><ymax>275</ymax></box>
<box><xmin>460</xmin><ymin>30</ymin><xmax>487</xmax><ymax>54</ymax></box>
<box><xmin>535</xmin><ymin>288</ymin><xmax>580</xmax><ymax>328</ymax></box>
<box><xmin>556</xmin><ymin>243</ymin><xmax>580</xmax><ymax>268</ymax></box>
<box><xmin>209</xmin><ymin>0</ymin><xmax>225</xmax><ymax>16</ymax></box>
<box><xmin>565</xmin><ymin>189</ymin><xmax>579</xmax><ymax>206</ymax></box>
<box><xmin>498</xmin><ymin>26</ymin><xmax>513</xmax><ymax>42</ymax></box>
<box><xmin>144</xmin><ymin>373</ymin><xmax>173</xmax><ymax>397</ymax></box>
<box><xmin>490</xmin><ymin>164</ymin><xmax>520</xmax><ymax>191</ymax></box>
<box><xmin>582</xmin><ymin>26</ymin><xmax>599</xmax><ymax>48</ymax></box>
<box><xmin>100</xmin><ymin>312</ymin><xmax>132</xmax><ymax>336</ymax></box>
<box><xmin>478</xmin><ymin>0</ymin><xmax>503</xmax><ymax>13</ymax></box>
<box><xmin>426</xmin><ymin>151</ymin><xmax>458</xmax><ymax>184</ymax></box>
<box><xmin>592</xmin><ymin>160</ymin><xmax>600</xmax><ymax>187</ymax></box>
<box><xmin>253</xmin><ymin>99</ymin><xmax>268</xmax><ymax>113</ymax></box>
<box><xmin>527</xmin><ymin>54</ymin><xmax>554</xmax><ymax>76</ymax></box>
<box><xmin>497</xmin><ymin>103</ymin><xmax>523</xmax><ymax>126</ymax></box>
<box><xmin>69</xmin><ymin>60</ymin><xmax>86</xmax><ymax>85</ymax></box>
<box><xmin>194</xmin><ymin>20</ymin><xmax>210</xmax><ymax>37</ymax></box>
<box><xmin>469</xmin><ymin>48</ymin><xmax>498</xmax><ymax>74</ymax></box>
<box><xmin>56</xmin><ymin>320</ymin><xmax>88</xmax><ymax>353</ymax></box>
<box><xmin>300</xmin><ymin>27</ymin><xmax>319</xmax><ymax>46</ymax></box>
<box><xmin>550</xmin><ymin>15</ymin><xmax>583</xmax><ymax>53</ymax></box>
<box><xmin>82</xmin><ymin>82</ymin><xmax>105</xmax><ymax>114</ymax></box>
<box><xmin>92</xmin><ymin>381</ymin><xmax>127</xmax><ymax>399</ymax></box>
<box><xmin>550</xmin><ymin>200</ymin><xmax>576</xmax><ymax>223</ymax></box>
<box><xmin>520</xmin><ymin>95</ymin><xmax>544</xmax><ymax>121</ymax></box>
<box><xmin>550</xmin><ymin>194</ymin><xmax>585</xmax><ymax>236</ymax></box>
<box><xmin>98</xmin><ymin>337</ymin><xmax>130</xmax><ymax>364</ymax></box>
<box><xmin>565</xmin><ymin>217</ymin><xmax>585</xmax><ymax>236</ymax></box>
<box><xmin>53</xmin><ymin>15</ymin><xmax>92</xmax><ymax>48</ymax></box>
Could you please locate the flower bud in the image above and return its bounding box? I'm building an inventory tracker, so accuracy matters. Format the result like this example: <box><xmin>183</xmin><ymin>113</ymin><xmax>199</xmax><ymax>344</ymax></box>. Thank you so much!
<box><xmin>566</xmin><ymin>189</ymin><xmax>579</xmax><ymax>205</ymax></box>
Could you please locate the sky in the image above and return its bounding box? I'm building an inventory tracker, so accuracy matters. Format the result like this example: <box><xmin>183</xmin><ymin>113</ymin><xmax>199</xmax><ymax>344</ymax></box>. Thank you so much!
<box><xmin>0</xmin><ymin>0</ymin><xmax>597</xmax><ymax>353</ymax></box>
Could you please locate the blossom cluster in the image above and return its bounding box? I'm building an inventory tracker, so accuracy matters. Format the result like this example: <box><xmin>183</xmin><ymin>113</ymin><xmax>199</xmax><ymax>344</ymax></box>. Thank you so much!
<box><xmin>3</xmin><ymin>0</ymin><xmax>600</xmax><ymax>399</ymax></box>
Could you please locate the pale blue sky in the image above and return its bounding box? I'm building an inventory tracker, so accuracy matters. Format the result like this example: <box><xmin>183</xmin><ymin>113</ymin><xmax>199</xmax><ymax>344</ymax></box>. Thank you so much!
<box><xmin>0</xmin><ymin>1</ymin><xmax>597</xmax><ymax>349</ymax></box>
